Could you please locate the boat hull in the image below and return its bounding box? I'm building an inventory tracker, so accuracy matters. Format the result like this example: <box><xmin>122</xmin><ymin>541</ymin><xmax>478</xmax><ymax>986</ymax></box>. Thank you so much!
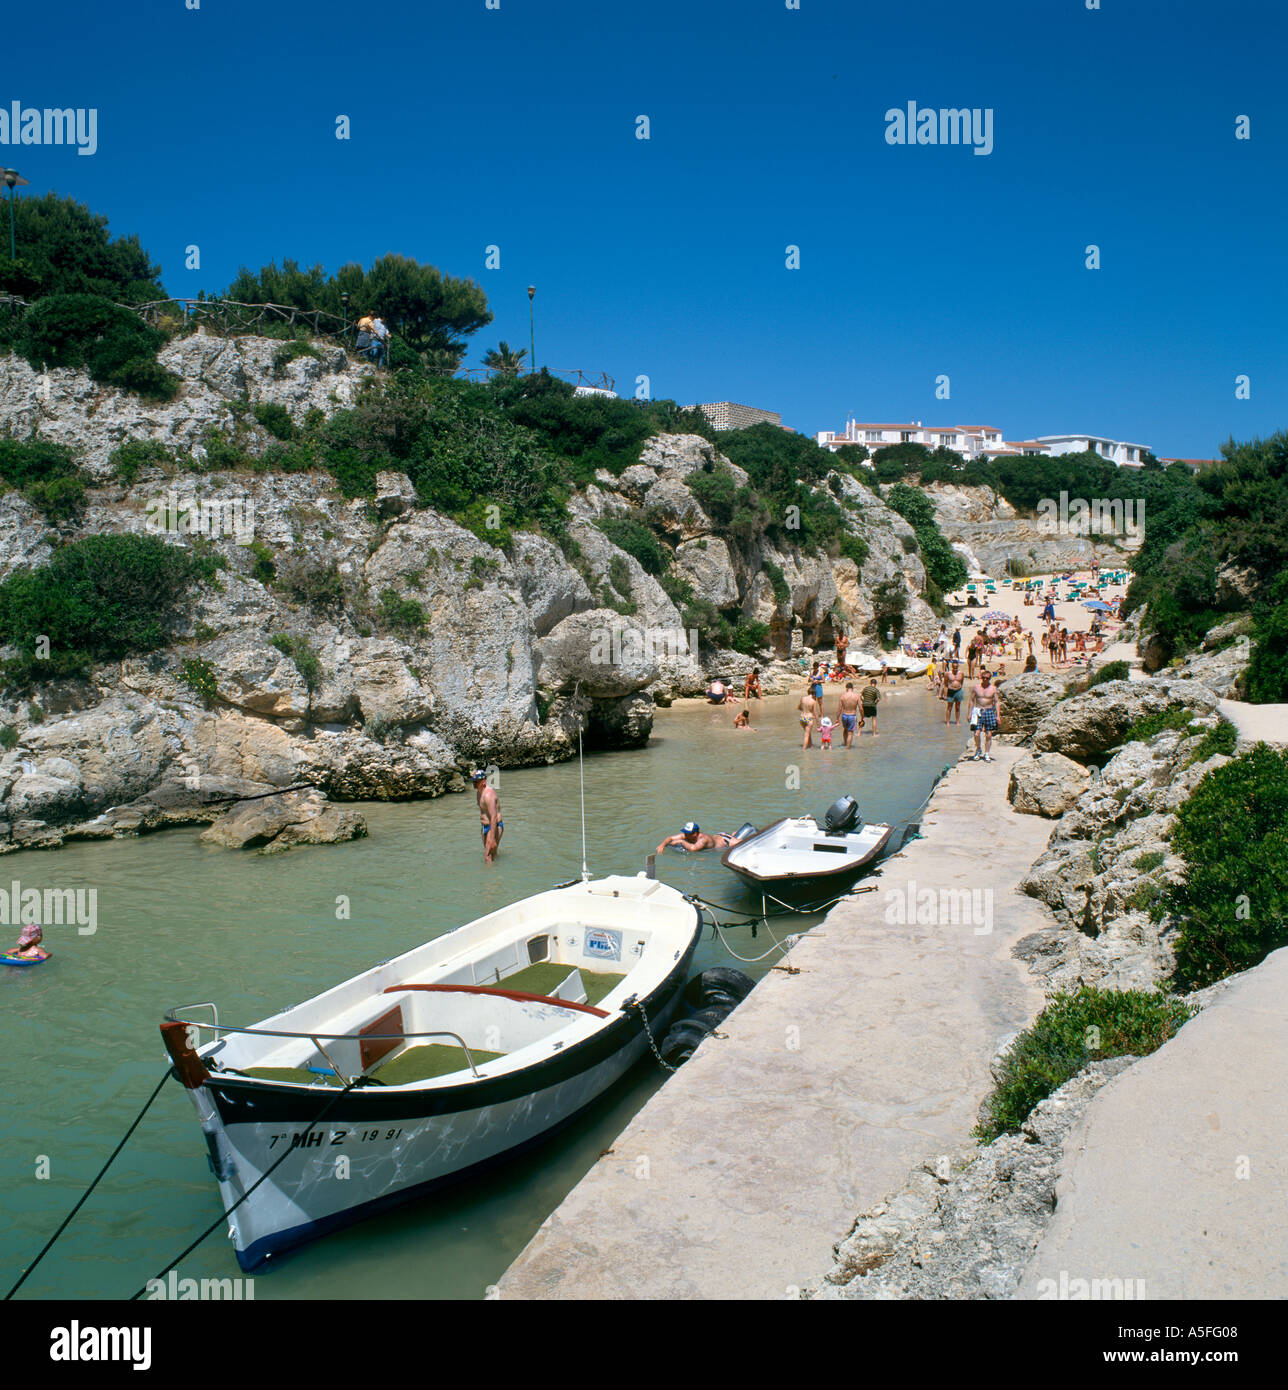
<box><xmin>182</xmin><ymin>922</ymin><xmax>699</xmax><ymax>1270</ymax></box>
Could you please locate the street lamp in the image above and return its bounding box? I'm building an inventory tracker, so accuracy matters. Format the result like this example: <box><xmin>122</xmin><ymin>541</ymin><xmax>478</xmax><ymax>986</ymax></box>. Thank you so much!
<box><xmin>340</xmin><ymin>291</ymin><xmax>349</xmax><ymax>334</ymax></box>
<box><xmin>2</xmin><ymin>169</ymin><xmax>30</xmax><ymax>262</ymax></box>
<box><xmin>527</xmin><ymin>285</ymin><xmax>535</xmax><ymax>373</ymax></box>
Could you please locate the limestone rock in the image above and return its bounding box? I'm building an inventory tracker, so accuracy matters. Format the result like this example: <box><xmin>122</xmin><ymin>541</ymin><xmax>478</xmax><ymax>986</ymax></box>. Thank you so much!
<box><xmin>537</xmin><ymin>609</ymin><xmax>661</xmax><ymax>698</ymax></box>
<box><xmin>996</xmin><ymin>672</ymin><xmax>1077</xmax><ymax>741</ymax></box>
<box><xmin>1007</xmin><ymin>751</ymin><xmax>1092</xmax><ymax>817</ymax></box>
<box><xmin>1031</xmin><ymin>679</ymin><xmax>1220</xmax><ymax>760</ymax></box>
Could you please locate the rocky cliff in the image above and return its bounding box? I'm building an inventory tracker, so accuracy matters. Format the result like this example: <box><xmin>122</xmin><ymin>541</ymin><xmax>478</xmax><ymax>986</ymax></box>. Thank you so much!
<box><xmin>926</xmin><ymin>481</ymin><xmax>1142</xmax><ymax>579</ymax></box>
<box><xmin>0</xmin><ymin>332</ymin><xmax>940</xmax><ymax>853</ymax></box>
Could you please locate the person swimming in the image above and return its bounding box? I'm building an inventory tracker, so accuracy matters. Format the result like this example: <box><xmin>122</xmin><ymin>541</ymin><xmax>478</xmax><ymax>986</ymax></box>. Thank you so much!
<box><xmin>655</xmin><ymin>821</ymin><xmax>748</xmax><ymax>854</ymax></box>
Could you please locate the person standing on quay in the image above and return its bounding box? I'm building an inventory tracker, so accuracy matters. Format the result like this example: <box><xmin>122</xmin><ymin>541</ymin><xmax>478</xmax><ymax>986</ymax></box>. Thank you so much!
<box><xmin>969</xmin><ymin>670</ymin><xmax>1002</xmax><ymax>762</ymax></box>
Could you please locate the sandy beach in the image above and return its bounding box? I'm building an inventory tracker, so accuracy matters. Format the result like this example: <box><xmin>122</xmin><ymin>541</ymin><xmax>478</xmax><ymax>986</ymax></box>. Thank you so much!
<box><xmin>937</xmin><ymin>566</ymin><xmax>1137</xmax><ymax>675</ymax></box>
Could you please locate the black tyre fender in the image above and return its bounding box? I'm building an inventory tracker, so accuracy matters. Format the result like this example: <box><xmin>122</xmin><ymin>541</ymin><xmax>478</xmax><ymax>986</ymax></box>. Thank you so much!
<box><xmin>688</xmin><ymin>1004</ymin><xmax>734</xmax><ymax>1032</ymax></box>
<box><xmin>659</xmin><ymin>1018</ymin><xmax>714</xmax><ymax>1067</ymax></box>
<box><xmin>684</xmin><ymin>967</ymin><xmax>754</xmax><ymax>1010</ymax></box>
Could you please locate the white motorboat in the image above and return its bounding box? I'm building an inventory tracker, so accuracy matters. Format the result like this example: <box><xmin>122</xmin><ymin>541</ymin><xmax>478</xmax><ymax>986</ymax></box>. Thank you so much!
<box><xmin>161</xmin><ymin>874</ymin><xmax>702</xmax><ymax>1271</ymax></box>
<box><xmin>720</xmin><ymin>797</ymin><xmax>893</xmax><ymax>899</ymax></box>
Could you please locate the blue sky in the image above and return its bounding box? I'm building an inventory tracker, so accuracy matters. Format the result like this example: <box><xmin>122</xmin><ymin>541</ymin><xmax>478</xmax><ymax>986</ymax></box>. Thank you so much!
<box><xmin>6</xmin><ymin>0</ymin><xmax>1286</xmax><ymax>456</ymax></box>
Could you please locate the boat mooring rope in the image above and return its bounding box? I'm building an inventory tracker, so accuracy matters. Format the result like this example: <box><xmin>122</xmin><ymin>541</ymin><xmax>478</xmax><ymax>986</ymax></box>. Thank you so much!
<box><xmin>127</xmin><ymin>1076</ymin><xmax>360</xmax><ymax>1299</ymax></box>
<box><xmin>5</xmin><ymin>1068</ymin><xmax>173</xmax><ymax>1300</ymax></box>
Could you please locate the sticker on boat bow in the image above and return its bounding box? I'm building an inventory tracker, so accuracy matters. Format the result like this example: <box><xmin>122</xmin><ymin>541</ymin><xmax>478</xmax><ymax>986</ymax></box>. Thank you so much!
<box><xmin>584</xmin><ymin>928</ymin><xmax>622</xmax><ymax>962</ymax></box>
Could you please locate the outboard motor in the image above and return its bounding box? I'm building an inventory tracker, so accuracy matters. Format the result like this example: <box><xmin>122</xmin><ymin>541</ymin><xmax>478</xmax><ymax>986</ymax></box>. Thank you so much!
<box><xmin>732</xmin><ymin>822</ymin><xmax>758</xmax><ymax>844</ymax></box>
<box><xmin>822</xmin><ymin>795</ymin><xmax>861</xmax><ymax>834</ymax></box>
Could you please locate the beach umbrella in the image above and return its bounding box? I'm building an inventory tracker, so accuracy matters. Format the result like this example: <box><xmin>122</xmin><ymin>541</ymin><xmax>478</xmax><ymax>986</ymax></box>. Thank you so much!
<box><xmin>1083</xmin><ymin>599</ymin><xmax>1112</xmax><ymax>612</ymax></box>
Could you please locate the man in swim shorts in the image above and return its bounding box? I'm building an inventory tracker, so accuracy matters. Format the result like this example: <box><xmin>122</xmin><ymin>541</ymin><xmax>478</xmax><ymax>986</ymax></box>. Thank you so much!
<box><xmin>859</xmin><ymin>679</ymin><xmax>881</xmax><ymax>736</ymax></box>
<box><xmin>472</xmin><ymin>769</ymin><xmax>503</xmax><ymax>863</ymax></box>
<box><xmin>942</xmin><ymin>659</ymin><xmax>965</xmax><ymax>725</ymax></box>
<box><xmin>836</xmin><ymin>681</ymin><xmax>862</xmax><ymax>748</ymax></box>
<box><xmin>969</xmin><ymin>670</ymin><xmax>1002</xmax><ymax>761</ymax></box>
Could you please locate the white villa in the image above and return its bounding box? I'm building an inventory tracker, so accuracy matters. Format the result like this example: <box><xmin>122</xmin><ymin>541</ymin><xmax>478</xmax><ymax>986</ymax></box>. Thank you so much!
<box><xmin>816</xmin><ymin>418</ymin><xmax>1152</xmax><ymax>468</ymax></box>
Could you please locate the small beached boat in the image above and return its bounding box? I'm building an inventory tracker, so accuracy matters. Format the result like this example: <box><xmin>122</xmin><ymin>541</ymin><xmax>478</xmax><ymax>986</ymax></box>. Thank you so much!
<box><xmin>720</xmin><ymin>797</ymin><xmax>893</xmax><ymax>900</ymax></box>
<box><xmin>160</xmin><ymin>874</ymin><xmax>702</xmax><ymax>1271</ymax></box>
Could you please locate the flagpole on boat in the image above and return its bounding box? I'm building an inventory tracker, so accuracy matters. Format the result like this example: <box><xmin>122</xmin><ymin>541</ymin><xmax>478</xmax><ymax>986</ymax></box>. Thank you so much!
<box><xmin>575</xmin><ymin>681</ymin><xmax>590</xmax><ymax>882</ymax></box>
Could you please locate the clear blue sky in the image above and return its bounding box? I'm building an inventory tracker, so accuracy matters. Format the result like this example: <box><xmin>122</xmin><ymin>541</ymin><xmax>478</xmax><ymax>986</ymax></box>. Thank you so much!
<box><xmin>7</xmin><ymin>0</ymin><xmax>1285</xmax><ymax>456</ymax></box>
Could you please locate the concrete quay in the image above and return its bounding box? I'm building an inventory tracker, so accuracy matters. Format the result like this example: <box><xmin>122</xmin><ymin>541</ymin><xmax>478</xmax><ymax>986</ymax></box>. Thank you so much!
<box><xmin>498</xmin><ymin>745</ymin><xmax>1054</xmax><ymax>1299</ymax></box>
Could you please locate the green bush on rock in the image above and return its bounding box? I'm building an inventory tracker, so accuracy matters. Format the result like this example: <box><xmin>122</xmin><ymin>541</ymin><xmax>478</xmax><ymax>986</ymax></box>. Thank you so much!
<box><xmin>1164</xmin><ymin>745</ymin><xmax>1288</xmax><ymax>988</ymax></box>
<box><xmin>977</xmin><ymin>988</ymin><xmax>1196</xmax><ymax>1140</ymax></box>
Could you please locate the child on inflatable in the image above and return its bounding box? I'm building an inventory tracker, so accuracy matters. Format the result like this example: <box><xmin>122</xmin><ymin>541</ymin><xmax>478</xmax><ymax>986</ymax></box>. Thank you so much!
<box><xmin>3</xmin><ymin>921</ymin><xmax>50</xmax><ymax>965</ymax></box>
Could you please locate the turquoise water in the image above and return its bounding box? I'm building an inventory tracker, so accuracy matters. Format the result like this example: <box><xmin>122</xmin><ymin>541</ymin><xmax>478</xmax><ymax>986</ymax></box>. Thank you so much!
<box><xmin>0</xmin><ymin>687</ymin><xmax>966</xmax><ymax>1300</ymax></box>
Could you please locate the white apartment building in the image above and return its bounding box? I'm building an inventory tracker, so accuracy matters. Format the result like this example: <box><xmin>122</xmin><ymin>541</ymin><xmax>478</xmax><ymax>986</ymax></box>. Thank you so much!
<box><xmin>1033</xmin><ymin>435</ymin><xmax>1151</xmax><ymax>468</ymax></box>
<box><xmin>817</xmin><ymin>419</ymin><xmax>1004</xmax><ymax>458</ymax></box>
<box><xmin>816</xmin><ymin>418</ymin><xmax>1151</xmax><ymax>467</ymax></box>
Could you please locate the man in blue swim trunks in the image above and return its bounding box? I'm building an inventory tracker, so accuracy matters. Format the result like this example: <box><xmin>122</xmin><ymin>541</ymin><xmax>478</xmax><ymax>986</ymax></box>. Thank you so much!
<box><xmin>942</xmin><ymin>659</ymin><xmax>965</xmax><ymax>725</ymax></box>
<box><xmin>472</xmin><ymin>769</ymin><xmax>503</xmax><ymax>863</ymax></box>
<box><xmin>836</xmin><ymin>682</ymin><xmax>862</xmax><ymax>748</ymax></box>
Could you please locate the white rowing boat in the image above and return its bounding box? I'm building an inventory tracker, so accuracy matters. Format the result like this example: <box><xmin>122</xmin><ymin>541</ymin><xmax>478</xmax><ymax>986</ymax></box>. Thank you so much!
<box><xmin>161</xmin><ymin>874</ymin><xmax>702</xmax><ymax>1271</ymax></box>
<box><xmin>720</xmin><ymin>798</ymin><xmax>893</xmax><ymax>899</ymax></box>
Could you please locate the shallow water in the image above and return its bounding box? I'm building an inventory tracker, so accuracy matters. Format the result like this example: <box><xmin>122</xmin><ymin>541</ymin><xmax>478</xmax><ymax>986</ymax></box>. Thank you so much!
<box><xmin>1</xmin><ymin>686</ymin><xmax>967</xmax><ymax>1300</ymax></box>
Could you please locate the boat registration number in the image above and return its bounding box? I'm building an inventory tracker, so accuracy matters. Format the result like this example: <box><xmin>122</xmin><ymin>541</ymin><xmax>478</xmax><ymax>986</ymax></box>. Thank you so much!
<box><xmin>267</xmin><ymin>1128</ymin><xmax>405</xmax><ymax>1150</ymax></box>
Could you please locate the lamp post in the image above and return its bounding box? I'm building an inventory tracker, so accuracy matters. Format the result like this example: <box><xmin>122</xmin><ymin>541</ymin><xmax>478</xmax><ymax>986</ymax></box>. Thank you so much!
<box><xmin>527</xmin><ymin>285</ymin><xmax>535</xmax><ymax>373</ymax></box>
<box><xmin>2</xmin><ymin>169</ymin><xmax>29</xmax><ymax>262</ymax></box>
<box><xmin>340</xmin><ymin>291</ymin><xmax>349</xmax><ymax>334</ymax></box>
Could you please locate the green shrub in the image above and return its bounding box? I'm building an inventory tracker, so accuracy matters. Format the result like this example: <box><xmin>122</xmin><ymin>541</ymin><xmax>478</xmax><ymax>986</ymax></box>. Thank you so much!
<box><xmin>178</xmin><ymin>656</ymin><xmax>219</xmax><ymax>707</ymax></box>
<box><xmin>1165</xmin><ymin>745</ymin><xmax>1288</xmax><ymax>987</ymax></box>
<box><xmin>0</xmin><ymin>438</ymin><xmax>78</xmax><ymax>488</ymax></box>
<box><xmin>18</xmin><ymin>294</ymin><xmax>179</xmax><ymax>398</ymax></box>
<box><xmin>270</xmin><ymin>633</ymin><xmax>323</xmax><ymax>702</ymax></box>
<box><xmin>729</xmin><ymin>619</ymin><xmax>771</xmax><ymax>655</ymax></box>
<box><xmin>762</xmin><ymin>559</ymin><xmax>790</xmax><ymax>606</ymax></box>
<box><xmin>837</xmin><ymin>534</ymin><xmax>868</xmax><ymax>569</ymax></box>
<box><xmin>271</xmin><ymin>340</ymin><xmax>321</xmax><ymax>377</ymax></box>
<box><xmin>1187</xmin><ymin>718</ymin><xmax>1238</xmax><ymax>765</ymax></box>
<box><xmin>660</xmin><ymin>570</ymin><xmax>695</xmax><ymax>609</ymax></box>
<box><xmin>0</xmin><ymin>532</ymin><xmax>212</xmax><ymax>669</ymax></box>
<box><xmin>1134</xmin><ymin>850</ymin><xmax>1166</xmax><ymax>872</ymax></box>
<box><xmin>278</xmin><ymin>556</ymin><xmax>345</xmax><ymax>611</ymax></box>
<box><xmin>1245</xmin><ymin>598</ymin><xmax>1288</xmax><ymax>703</ymax></box>
<box><xmin>0</xmin><ymin>438</ymin><xmax>87</xmax><ymax>518</ymax></box>
<box><xmin>246</xmin><ymin>541</ymin><xmax>277</xmax><ymax>585</ymax></box>
<box><xmin>1122</xmin><ymin>705</ymin><xmax>1199</xmax><ymax>743</ymax></box>
<box><xmin>0</xmin><ymin>724</ymin><xmax>17</xmax><ymax>750</ymax></box>
<box><xmin>976</xmin><ymin>988</ymin><xmax>1195</xmax><ymax>1140</ymax></box>
<box><xmin>22</xmin><ymin>473</ymin><xmax>86</xmax><ymax>521</ymax></box>
<box><xmin>1087</xmin><ymin>659</ymin><xmax>1130</xmax><ymax>687</ymax></box>
<box><xmin>598</xmin><ymin>515</ymin><xmax>667</xmax><ymax>575</ymax></box>
<box><xmin>377</xmin><ymin>588</ymin><xmax>426</xmax><ymax>632</ymax></box>
<box><xmin>607</xmin><ymin>554</ymin><xmax>634</xmax><ymax>601</ymax></box>
<box><xmin>252</xmin><ymin>402</ymin><xmax>296</xmax><ymax>441</ymax></box>
<box><xmin>110</xmin><ymin>438</ymin><xmax>174</xmax><ymax>484</ymax></box>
